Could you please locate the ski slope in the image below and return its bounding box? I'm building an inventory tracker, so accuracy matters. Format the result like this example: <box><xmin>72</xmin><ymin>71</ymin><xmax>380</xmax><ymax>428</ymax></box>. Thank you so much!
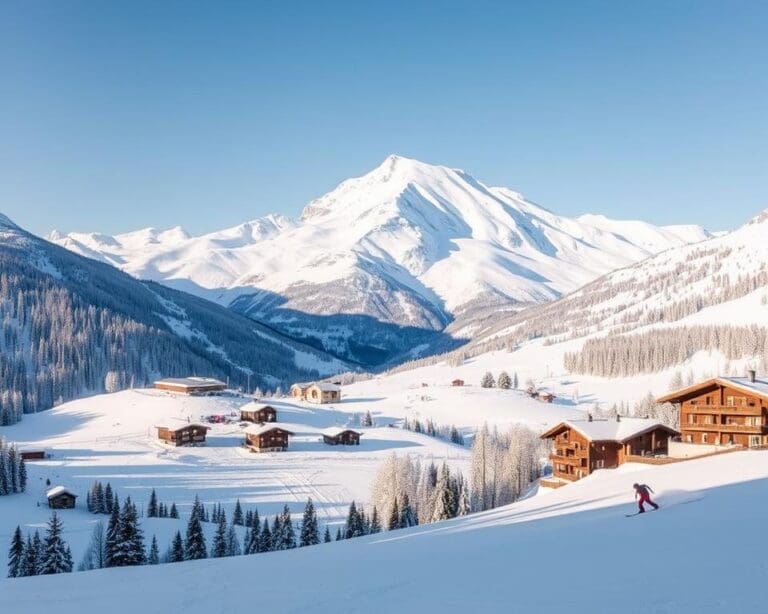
<box><xmin>2</xmin><ymin>444</ymin><xmax>765</xmax><ymax>613</ymax></box>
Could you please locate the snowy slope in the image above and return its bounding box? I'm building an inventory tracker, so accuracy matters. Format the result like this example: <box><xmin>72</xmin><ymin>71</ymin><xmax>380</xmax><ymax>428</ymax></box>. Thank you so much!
<box><xmin>49</xmin><ymin>156</ymin><xmax>710</xmax><ymax>365</ymax></box>
<box><xmin>2</xmin><ymin>440</ymin><xmax>766</xmax><ymax>612</ymax></box>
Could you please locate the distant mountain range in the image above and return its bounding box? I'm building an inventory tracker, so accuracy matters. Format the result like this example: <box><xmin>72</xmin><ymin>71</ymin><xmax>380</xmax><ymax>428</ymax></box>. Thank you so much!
<box><xmin>49</xmin><ymin>155</ymin><xmax>711</xmax><ymax>366</ymax></box>
<box><xmin>0</xmin><ymin>213</ymin><xmax>346</xmax><ymax>424</ymax></box>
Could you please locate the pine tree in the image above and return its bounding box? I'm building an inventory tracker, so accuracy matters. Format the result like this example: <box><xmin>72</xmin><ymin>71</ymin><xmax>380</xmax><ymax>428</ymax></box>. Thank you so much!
<box><xmin>233</xmin><ymin>499</ymin><xmax>244</xmax><ymax>526</ymax></box>
<box><xmin>280</xmin><ymin>505</ymin><xmax>296</xmax><ymax>549</ymax></box>
<box><xmin>18</xmin><ymin>457</ymin><xmax>27</xmax><ymax>492</ymax></box>
<box><xmin>40</xmin><ymin>512</ymin><xmax>71</xmax><ymax>575</ymax></box>
<box><xmin>185</xmin><ymin>511</ymin><xmax>207</xmax><ymax>561</ymax></box>
<box><xmin>211</xmin><ymin>516</ymin><xmax>227</xmax><ymax>558</ymax></box>
<box><xmin>323</xmin><ymin>526</ymin><xmax>332</xmax><ymax>543</ymax></box>
<box><xmin>169</xmin><ymin>502</ymin><xmax>179</xmax><ymax>519</ymax></box>
<box><xmin>147</xmin><ymin>535</ymin><xmax>159</xmax><ymax>565</ymax></box>
<box><xmin>498</xmin><ymin>371</ymin><xmax>511</xmax><ymax>389</ymax></box>
<box><xmin>345</xmin><ymin>501</ymin><xmax>363</xmax><ymax>538</ymax></box>
<box><xmin>299</xmin><ymin>498</ymin><xmax>319</xmax><ymax>547</ymax></box>
<box><xmin>20</xmin><ymin>533</ymin><xmax>37</xmax><ymax>577</ymax></box>
<box><xmin>113</xmin><ymin>497</ymin><xmax>145</xmax><ymax>567</ymax></box>
<box><xmin>147</xmin><ymin>489</ymin><xmax>158</xmax><ymax>518</ymax></box>
<box><xmin>105</xmin><ymin>501</ymin><xmax>120</xmax><ymax>567</ymax></box>
<box><xmin>32</xmin><ymin>530</ymin><xmax>43</xmax><ymax>574</ymax></box>
<box><xmin>369</xmin><ymin>507</ymin><xmax>381</xmax><ymax>534</ymax></box>
<box><xmin>335</xmin><ymin>528</ymin><xmax>342</xmax><ymax>541</ymax></box>
<box><xmin>7</xmin><ymin>525</ymin><xmax>24</xmax><ymax>578</ymax></box>
<box><xmin>388</xmin><ymin>497</ymin><xmax>400</xmax><ymax>531</ymax></box>
<box><xmin>170</xmin><ymin>531</ymin><xmax>184</xmax><ymax>563</ymax></box>
<box><xmin>431</xmin><ymin>464</ymin><xmax>455</xmax><ymax>522</ymax></box>
<box><xmin>480</xmin><ymin>371</ymin><xmax>495</xmax><ymax>388</ymax></box>
<box><xmin>258</xmin><ymin>518</ymin><xmax>272</xmax><ymax>552</ymax></box>
<box><xmin>104</xmin><ymin>483</ymin><xmax>113</xmax><ymax>513</ymax></box>
<box><xmin>226</xmin><ymin>524</ymin><xmax>241</xmax><ymax>557</ymax></box>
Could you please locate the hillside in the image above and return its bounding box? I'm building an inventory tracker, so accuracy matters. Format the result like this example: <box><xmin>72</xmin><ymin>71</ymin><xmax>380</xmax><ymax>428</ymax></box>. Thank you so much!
<box><xmin>2</xmin><ymin>443</ymin><xmax>766</xmax><ymax>613</ymax></box>
<box><xmin>49</xmin><ymin>156</ymin><xmax>711</xmax><ymax>366</ymax></box>
<box><xmin>0</xmin><ymin>214</ymin><xmax>346</xmax><ymax>423</ymax></box>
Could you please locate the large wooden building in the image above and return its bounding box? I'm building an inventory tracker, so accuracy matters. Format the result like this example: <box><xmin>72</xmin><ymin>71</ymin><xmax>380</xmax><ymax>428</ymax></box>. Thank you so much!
<box><xmin>47</xmin><ymin>486</ymin><xmax>77</xmax><ymax>509</ymax></box>
<box><xmin>657</xmin><ymin>372</ymin><xmax>768</xmax><ymax>448</ymax></box>
<box><xmin>244</xmin><ymin>424</ymin><xmax>294</xmax><ymax>452</ymax></box>
<box><xmin>240</xmin><ymin>403</ymin><xmax>277</xmax><ymax>424</ymax></box>
<box><xmin>155</xmin><ymin>423</ymin><xmax>210</xmax><ymax>446</ymax></box>
<box><xmin>290</xmin><ymin>382</ymin><xmax>341</xmax><ymax>404</ymax></box>
<box><xmin>322</xmin><ymin>427</ymin><xmax>362</xmax><ymax>446</ymax></box>
<box><xmin>541</xmin><ymin>417</ymin><xmax>678</xmax><ymax>482</ymax></box>
<box><xmin>154</xmin><ymin>377</ymin><xmax>226</xmax><ymax>395</ymax></box>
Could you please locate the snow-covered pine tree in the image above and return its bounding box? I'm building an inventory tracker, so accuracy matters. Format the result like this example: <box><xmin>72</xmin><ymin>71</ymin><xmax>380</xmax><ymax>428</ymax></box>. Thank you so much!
<box><xmin>387</xmin><ymin>497</ymin><xmax>400</xmax><ymax>531</ymax></box>
<box><xmin>40</xmin><ymin>512</ymin><xmax>71</xmax><ymax>575</ymax></box>
<box><xmin>400</xmin><ymin>493</ymin><xmax>417</xmax><ymax>527</ymax></box>
<box><xmin>480</xmin><ymin>372</ymin><xmax>495</xmax><ymax>388</ymax></box>
<box><xmin>323</xmin><ymin>526</ymin><xmax>332</xmax><ymax>543</ymax></box>
<box><xmin>20</xmin><ymin>533</ymin><xmax>37</xmax><ymax>577</ymax></box>
<box><xmin>184</xmin><ymin>508</ymin><xmax>207</xmax><ymax>560</ymax></box>
<box><xmin>105</xmin><ymin>501</ymin><xmax>120</xmax><ymax>567</ymax></box>
<box><xmin>147</xmin><ymin>535</ymin><xmax>159</xmax><ymax>565</ymax></box>
<box><xmin>104</xmin><ymin>483</ymin><xmax>113</xmax><ymax>514</ymax></box>
<box><xmin>233</xmin><ymin>499</ymin><xmax>244</xmax><ymax>526</ymax></box>
<box><xmin>7</xmin><ymin>525</ymin><xmax>24</xmax><ymax>578</ymax></box>
<box><xmin>431</xmin><ymin>463</ymin><xmax>455</xmax><ymax>522</ymax></box>
<box><xmin>497</xmin><ymin>371</ymin><xmax>511</xmax><ymax>389</ymax></box>
<box><xmin>78</xmin><ymin>521</ymin><xmax>106</xmax><ymax>571</ymax></box>
<box><xmin>169</xmin><ymin>502</ymin><xmax>179</xmax><ymax>519</ymax></box>
<box><xmin>369</xmin><ymin>507</ymin><xmax>381</xmax><ymax>534</ymax></box>
<box><xmin>299</xmin><ymin>498</ymin><xmax>319</xmax><ymax>547</ymax></box>
<box><xmin>280</xmin><ymin>505</ymin><xmax>296</xmax><ymax>549</ymax></box>
<box><xmin>170</xmin><ymin>531</ymin><xmax>184</xmax><ymax>563</ymax></box>
<box><xmin>345</xmin><ymin>501</ymin><xmax>364</xmax><ymax>538</ymax></box>
<box><xmin>226</xmin><ymin>524</ymin><xmax>241</xmax><ymax>557</ymax></box>
<box><xmin>147</xmin><ymin>489</ymin><xmax>158</xmax><ymax>518</ymax></box>
<box><xmin>258</xmin><ymin>518</ymin><xmax>273</xmax><ymax>552</ymax></box>
<box><xmin>114</xmin><ymin>497</ymin><xmax>145</xmax><ymax>567</ymax></box>
<box><xmin>211</xmin><ymin>516</ymin><xmax>227</xmax><ymax>558</ymax></box>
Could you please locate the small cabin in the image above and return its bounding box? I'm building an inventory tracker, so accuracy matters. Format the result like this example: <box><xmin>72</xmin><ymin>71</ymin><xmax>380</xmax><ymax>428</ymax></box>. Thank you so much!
<box><xmin>244</xmin><ymin>424</ymin><xmax>294</xmax><ymax>452</ymax></box>
<box><xmin>155</xmin><ymin>423</ymin><xmax>210</xmax><ymax>446</ymax></box>
<box><xmin>47</xmin><ymin>486</ymin><xmax>77</xmax><ymax>509</ymax></box>
<box><xmin>20</xmin><ymin>450</ymin><xmax>46</xmax><ymax>461</ymax></box>
<box><xmin>154</xmin><ymin>377</ymin><xmax>226</xmax><ymax>395</ymax></box>
<box><xmin>305</xmin><ymin>383</ymin><xmax>341</xmax><ymax>404</ymax></box>
<box><xmin>290</xmin><ymin>383</ymin><xmax>311</xmax><ymax>400</ymax></box>
<box><xmin>240</xmin><ymin>403</ymin><xmax>277</xmax><ymax>424</ymax></box>
<box><xmin>451</xmin><ymin>379</ymin><xmax>465</xmax><ymax>387</ymax></box>
<box><xmin>539</xmin><ymin>392</ymin><xmax>556</xmax><ymax>404</ymax></box>
<box><xmin>322</xmin><ymin>428</ymin><xmax>362</xmax><ymax>446</ymax></box>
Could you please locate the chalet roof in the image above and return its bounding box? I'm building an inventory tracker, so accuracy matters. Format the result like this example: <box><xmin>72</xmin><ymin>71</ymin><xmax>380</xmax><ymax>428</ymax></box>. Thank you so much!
<box><xmin>656</xmin><ymin>376</ymin><xmax>768</xmax><ymax>404</ymax></box>
<box><xmin>290</xmin><ymin>382</ymin><xmax>312</xmax><ymax>390</ymax></box>
<box><xmin>46</xmin><ymin>486</ymin><xmax>77</xmax><ymax>499</ymax></box>
<box><xmin>154</xmin><ymin>422</ymin><xmax>210</xmax><ymax>432</ymax></box>
<box><xmin>321</xmin><ymin>427</ymin><xmax>362</xmax><ymax>437</ymax></box>
<box><xmin>154</xmin><ymin>377</ymin><xmax>226</xmax><ymax>388</ymax></box>
<box><xmin>244</xmin><ymin>423</ymin><xmax>294</xmax><ymax>436</ymax></box>
<box><xmin>240</xmin><ymin>403</ymin><xmax>276</xmax><ymax>412</ymax></box>
<box><xmin>541</xmin><ymin>417</ymin><xmax>677</xmax><ymax>443</ymax></box>
<box><xmin>310</xmin><ymin>382</ymin><xmax>341</xmax><ymax>392</ymax></box>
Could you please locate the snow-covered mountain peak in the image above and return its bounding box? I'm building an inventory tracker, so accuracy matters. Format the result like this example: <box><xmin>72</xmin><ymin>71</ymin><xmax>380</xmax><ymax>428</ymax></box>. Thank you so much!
<box><xmin>0</xmin><ymin>212</ymin><xmax>20</xmax><ymax>231</ymax></box>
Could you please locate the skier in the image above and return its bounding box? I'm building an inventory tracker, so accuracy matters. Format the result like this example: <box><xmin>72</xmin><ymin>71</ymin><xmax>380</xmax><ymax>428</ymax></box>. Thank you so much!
<box><xmin>633</xmin><ymin>483</ymin><xmax>659</xmax><ymax>513</ymax></box>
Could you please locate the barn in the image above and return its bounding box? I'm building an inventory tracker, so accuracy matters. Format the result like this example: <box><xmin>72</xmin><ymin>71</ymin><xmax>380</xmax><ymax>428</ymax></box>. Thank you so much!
<box><xmin>155</xmin><ymin>423</ymin><xmax>210</xmax><ymax>446</ymax></box>
<box><xmin>153</xmin><ymin>377</ymin><xmax>226</xmax><ymax>395</ymax></box>
<box><xmin>244</xmin><ymin>424</ymin><xmax>294</xmax><ymax>452</ymax></box>
<box><xmin>240</xmin><ymin>403</ymin><xmax>277</xmax><ymax>424</ymax></box>
<box><xmin>47</xmin><ymin>486</ymin><xmax>77</xmax><ymax>509</ymax></box>
<box><xmin>322</xmin><ymin>427</ymin><xmax>362</xmax><ymax>446</ymax></box>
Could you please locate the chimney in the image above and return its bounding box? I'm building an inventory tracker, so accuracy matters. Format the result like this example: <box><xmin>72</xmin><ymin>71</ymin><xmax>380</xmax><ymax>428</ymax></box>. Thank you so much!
<box><xmin>748</xmin><ymin>369</ymin><xmax>756</xmax><ymax>383</ymax></box>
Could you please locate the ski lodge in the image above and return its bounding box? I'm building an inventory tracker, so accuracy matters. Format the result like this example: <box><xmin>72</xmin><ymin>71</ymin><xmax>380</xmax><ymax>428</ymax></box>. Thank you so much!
<box><xmin>290</xmin><ymin>382</ymin><xmax>341</xmax><ymax>404</ymax></box>
<box><xmin>321</xmin><ymin>427</ymin><xmax>362</xmax><ymax>446</ymax></box>
<box><xmin>240</xmin><ymin>403</ymin><xmax>278</xmax><ymax>424</ymax></box>
<box><xmin>47</xmin><ymin>486</ymin><xmax>78</xmax><ymax>509</ymax></box>
<box><xmin>244</xmin><ymin>424</ymin><xmax>294</xmax><ymax>452</ymax></box>
<box><xmin>657</xmin><ymin>371</ymin><xmax>768</xmax><ymax>448</ymax></box>
<box><xmin>154</xmin><ymin>377</ymin><xmax>226</xmax><ymax>395</ymax></box>
<box><xmin>155</xmin><ymin>423</ymin><xmax>210</xmax><ymax>446</ymax></box>
<box><xmin>540</xmin><ymin>416</ymin><xmax>678</xmax><ymax>485</ymax></box>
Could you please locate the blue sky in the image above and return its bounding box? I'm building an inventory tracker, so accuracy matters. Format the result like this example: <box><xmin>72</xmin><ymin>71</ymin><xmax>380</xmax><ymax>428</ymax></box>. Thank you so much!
<box><xmin>1</xmin><ymin>1</ymin><xmax>766</xmax><ymax>236</ymax></box>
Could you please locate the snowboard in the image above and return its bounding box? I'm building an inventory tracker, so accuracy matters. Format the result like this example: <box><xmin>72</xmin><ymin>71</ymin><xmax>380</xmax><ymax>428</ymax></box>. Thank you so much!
<box><xmin>625</xmin><ymin>508</ymin><xmax>659</xmax><ymax>517</ymax></box>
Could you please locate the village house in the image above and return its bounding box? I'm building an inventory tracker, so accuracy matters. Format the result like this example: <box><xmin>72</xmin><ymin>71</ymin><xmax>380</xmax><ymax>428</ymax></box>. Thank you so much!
<box><xmin>539</xmin><ymin>392</ymin><xmax>556</xmax><ymax>403</ymax></box>
<box><xmin>244</xmin><ymin>424</ymin><xmax>294</xmax><ymax>452</ymax></box>
<box><xmin>291</xmin><ymin>382</ymin><xmax>341</xmax><ymax>404</ymax></box>
<box><xmin>321</xmin><ymin>427</ymin><xmax>362</xmax><ymax>446</ymax></box>
<box><xmin>540</xmin><ymin>416</ymin><xmax>678</xmax><ymax>484</ymax></box>
<box><xmin>154</xmin><ymin>377</ymin><xmax>226</xmax><ymax>395</ymax></box>
<box><xmin>657</xmin><ymin>371</ymin><xmax>768</xmax><ymax>448</ymax></box>
<box><xmin>452</xmin><ymin>379</ymin><xmax>465</xmax><ymax>387</ymax></box>
<box><xmin>240</xmin><ymin>403</ymin><xmax>277</xmax><ymax>424</ymax></box>
<box><xmin>155</xmin><ymin>423</ymin><xmax>210</xmax><ymax>446</ymax></box>
<box><xmin>47</xmin><ymin>486</ymin><xmax>77</xmax><ymax>509</ymax></box>
<box><xmin>19</xmin><ymin>450</ymin><xmax>46</xmax><ymax>461</ymax></box>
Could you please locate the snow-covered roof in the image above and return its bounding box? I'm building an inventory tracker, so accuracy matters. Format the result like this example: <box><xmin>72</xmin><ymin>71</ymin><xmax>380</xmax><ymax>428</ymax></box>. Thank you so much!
<box><xmin>311</xmin><ymin>382</ymin><xmax>341</xmax><ymax>392</ymax></box>
<box><xmin>240</xmin><ymin>403</ymin><xmax>275</xmax><ymax>412</ymax></box>
<box><xmin>657</xmin><ymin>376</ymin><xmax>768</xmax><ymax>403</ymax></box>
<box><xmin>244</xmin><ymin>423</ymin><xmax>294</xmax><ymax>436</ymax></box>
<box><xmin>46</xmin><ymin>486</ymin><xmax>77</xmax><ymax>499</ymax></box>
<box><xmin>322</xmin><ymin>427</ymin><xmax>362</xmax><ymax>437</ymax></box>
<box><xmin>154</xmin><ymin>422</ymin><xmax>210</xmax><ymax>432</ymax></box>
<box><xmin>154</xmin><ymin>377</ymin><xmax>226</xmax><ymax>388</ymax></box>
<box><xmin>290</xmin><ymin>382</ymin><xmax>312</xmax><ymax>390</ymax></box>
<box><xmin>542</xmin><ymin>417</ymin><xmax>677</xmax><ymax>443</ymax></box>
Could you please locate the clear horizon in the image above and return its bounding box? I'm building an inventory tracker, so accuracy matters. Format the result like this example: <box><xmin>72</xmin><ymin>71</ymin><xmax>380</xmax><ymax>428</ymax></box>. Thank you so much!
<box><xmin>1</xmin><ymin>1</ymin><xmax>766</xmax><ymax>236</ymax></box>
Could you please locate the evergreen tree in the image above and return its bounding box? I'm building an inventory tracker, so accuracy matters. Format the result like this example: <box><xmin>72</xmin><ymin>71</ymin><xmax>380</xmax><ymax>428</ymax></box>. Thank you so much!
<box><xmin>32</xmin><ymin>530</ymin><xmax>43</xmax><ymax>574</ymax></box>
<box><xmin>258</xmin><ymin>518</ymin><xmax>272</xmax><ymax>552</ymax></box>
<box><xmin>211</xmin><ymin>515</ymin><xmax>227</xmax><ymax>558</ymax></box>
<box><xmin>104</xmin><ymin>483</ymin><xmax>113</xmax><ymax>514</ymax></box>
<box><xmin>431</xmin><ymin>464</ymin><xmax>455</xmax><ymax>522</ymax></box>
<box><xmin>147</xmin><ymin>489</ymin><xmax>158</xmax><ymax>518</ymax></box>
<box><xmin>323</xmin><ymin>526</ymin><xmax>332</xmax><ymax>543</ymax></box>
<box><xmin>7</xmin><ymin>525</ymin><xmax>24</xmax><ymax>578</ymax></box>
<box><xmin>147</xmin><ymin>535</ymin><xmax>159</xmax><ymax>565</ymax></box>
<box><xmin>233</xmin><ymin>499</ymin><xmax>244</xmax><ymax>526</ymax></box>
<box><xmin>185</xmin><ymin>511</ymin><xmax>207</xmax><ymax>561</ymax></box>
<box><xmin>279</xmin><ymin>505</ymin><xmax>296</xmax><ymax>550</ymax></box>
<box><xmin>113</xmin><ymin>497</ymin><xmax>145</xmax><ymax>567</ymax></box>
<box><xmin>480</xmin><ymin>371</ymin><xmax>495</xmax><ymax>388</ymax></box>
<box><xmin>369</xmin><ymin>507</ymin><xmax>381</xmax><ymax>534</ymax></box>
<box><xmin>20</xmin><ymin>533</ymin><xmax>37</xmax><ymax>577</ymax></box>
<box><xmin>169</xmin><ymin>502</ymin><xmax>179</xmax><ymax>519</ymax></box>
<box><xmin>18</xmin><ymin>457</ymin><xmax>27</xmax><ymax>493</ymax></box>
<box><xmin>169</xmin><ymin>531</ymin><xmax>184</xmax><ymax>563</ymax></box>
<box><xmin>105</xmin><ymin>501</ymin><xmax>120</xmax><ymax>567</ymax></box>
<box><xmin>388</xmin><ymin>497</ymin><xmax>400</xmax><ymax>531</ymax></box>
<box><xmin>226</xmin><ymin>523</ymin><xmax>241</xmax><ymax>557</ymax></box>
<box><xmin>335</xmin><ymin>528</ymin><xmax>342</xmax><ymax>541</ymax></box>
<box><xmin>400</xmin><ymin>493</ymin><xmax>417</xmax><ymax>527</ymax></box>
<box><xmin>40</xmin><ymin>512</ymin><xmax>71</xmax><ymax>575</ymax></box>
<box><xmin>345</xmin><ymin>501</ymin><xmax>363</xmax><ymax>538</ymax></box>
<box><xmin>299</xmin><ymin>498</ymin><xmax>319</xmax><ymax>547</ymax></box>
<box><xmin>498</xmin><ymin>371</ymin><xmax>511</xmax><ymax>389</ymax></box>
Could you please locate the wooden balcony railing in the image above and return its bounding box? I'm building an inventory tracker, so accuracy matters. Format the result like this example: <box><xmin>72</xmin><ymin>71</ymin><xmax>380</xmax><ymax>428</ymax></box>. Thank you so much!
<box><xmin>683</xmin><ymin>423</ymin><xmax>766</xmax><ymax>433</ymax></box>
<box><xmin>685</xmin><ymin>406</ymin><xmax>763</xmax><ymax>416</ymax></box>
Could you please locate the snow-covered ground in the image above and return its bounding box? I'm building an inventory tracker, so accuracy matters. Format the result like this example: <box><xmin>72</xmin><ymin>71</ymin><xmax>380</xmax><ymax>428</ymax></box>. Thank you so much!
<box><xmin>0</xmin><ymin>388</ymin><xmax>470</xmax><ymax>575</ymax></box>
<box><xmin>2</xmin><ymin>442</ymin><xmax>766</xmax><ymax>612</ymax></box>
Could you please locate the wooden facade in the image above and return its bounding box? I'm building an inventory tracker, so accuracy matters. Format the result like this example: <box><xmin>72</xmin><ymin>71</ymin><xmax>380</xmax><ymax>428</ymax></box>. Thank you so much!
<box><xmin>452</xmin><ymin>379</ymin><xmax>465</xmax><ymax>387</ymax></box>
<box><xmin>657</xmin><ymin>376</ymin><xmax>768</xmax><ymax>448</ymax></box>
<box><xmin>541</xmin><ymin>418</ymin><xmax>678</xmax><ymax>482</ymax></box>
<box><xmin>305</xmin><ymin>383</ymin><xmax>341</xmax><ymax>404</ymax></box>
<box><xmin>154</xmin><ymin>377</ymin><xmax>226</xmax><ymax>394</ymax></box>
<box><xmin>240</xmin><ymin>404</ymin><xmax>277</xmax><ymax>424</ymax></box>
<box><xmin>155</xmin><ymin>424</ymin><xmax>210</xmax><ymax>446</ymax></box>
<box><xmin>244</xmin><ymin>426</ymin><xmax>294</xmax><ymax>452</ymax></box>
<box><xmin>20</xmin><ymin>450</ymin><xmax>46</xmax><ymax>461</ymax></box>
<box><xmin>47</xmin><ymin>487</ymin><xmax>77</xmax><ymax>509</ymax></box>
<box><xmin>322</xmin><ymin>429</ymin><xmax>362</xmax><ymax>446</ymax></box>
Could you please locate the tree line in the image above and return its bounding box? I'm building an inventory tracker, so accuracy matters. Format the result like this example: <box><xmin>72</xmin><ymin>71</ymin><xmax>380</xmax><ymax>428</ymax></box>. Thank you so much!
<box><xmin>0</xmin><ymin>439</ymin><xmax>27</xmax><ymax>496</ymax></box>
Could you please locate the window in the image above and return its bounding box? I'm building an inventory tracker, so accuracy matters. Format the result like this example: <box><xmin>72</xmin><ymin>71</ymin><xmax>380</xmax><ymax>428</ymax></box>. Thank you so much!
<box><xmin>702</xmin><ymin>433</ymin><xmax>708</xmax><ymax>444</ymax></box>
<box><xmin>705</xmin><ymin>396</ymin><xmax>712</xmax><ymax>406</ymax></box>
<box><xmin>685</xmin><ymin>435</ymin><xmax>693</xmax><ymax>443</ymax></box>
<box><xmin>594</xmin><ymin>460</ymin><xmax>605</xmax><ymax>469</ymax></box>
<box><xmin>688</xmin><ymin>414</ymin><xmax>695</xmax><ymax>425</ymax></box>
<box><xmin>749</xmin><ymin>436</ymin><xmax>761</xmax><ymax>447</ymax></box>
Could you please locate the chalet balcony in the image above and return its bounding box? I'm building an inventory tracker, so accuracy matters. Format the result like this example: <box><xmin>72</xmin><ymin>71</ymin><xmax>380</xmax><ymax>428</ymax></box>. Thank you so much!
<box><xmin>685</xmin><ymin>405</ymin><xmax>763</xmax><ymax>416</ymax></box>
<box><xmin>551</xmin><ymin>454</ymin><xmax>587</xmax><ymax>467</ymax></box>
<box><xmin>684</xmin><ymin>423</ymin><xmax>766</xmax><ymax>434</ymax></box>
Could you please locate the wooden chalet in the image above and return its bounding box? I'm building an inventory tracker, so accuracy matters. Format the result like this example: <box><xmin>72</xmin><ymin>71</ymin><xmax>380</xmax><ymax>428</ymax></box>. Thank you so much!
<box><xmin>303</xmin><ymin>382</ymin><xmax>341</xmax><ymax>404</ymax></box>
<box><xmin>47</xmin><ymin>486</ymin><xmax>77</xmax><ymax>509</ymax></box>
<box><xmin>154</xmin><ymin>377</ymin><xmax>226</xmax><ymax>395</ymax></box>
<box><xmin>290</xmin><ymin>382</ymin><xmax>311</xmax><ymax>400</ymax></box>
<box><xmin>541</xmin><ymin>417</ymin><xmax>678</xmax><ymax>483</ymax></box>
<box><xmin>240</xmin><ymin>403</ymin><xmax>277</xmax><ymax>424</ymax></box>
<box><xmin>244</xmin><ymin>424</ymin><xmax>294</xmax><ymax>452</ymax></box>
<box><xmin>322</xmin><ymin>427</ymin><xmax>362</xmax><ymax>446</ymax></box>
<box><xmin>657</xmin><ymin>371</ymin><xmax>768</xmax><ymax>448</ymax></box>
<box><xmin>20</xmin><ymin>450</ymin><xmax>46</xmax><ymax>461</ymax></box>
<box><xmin>452</xmin><ymin>379</ymin><xmax>465</xmax><ymax>387</ymax></box>
<box><xmin>539</xmin><ymin>392</ymin><xmax>556</xmax><ymax>403</ymax></box>
<box><xmin>155</xmin><ymin>423</ymin><xmax>210</xmax><ymax>446</ymax></box>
